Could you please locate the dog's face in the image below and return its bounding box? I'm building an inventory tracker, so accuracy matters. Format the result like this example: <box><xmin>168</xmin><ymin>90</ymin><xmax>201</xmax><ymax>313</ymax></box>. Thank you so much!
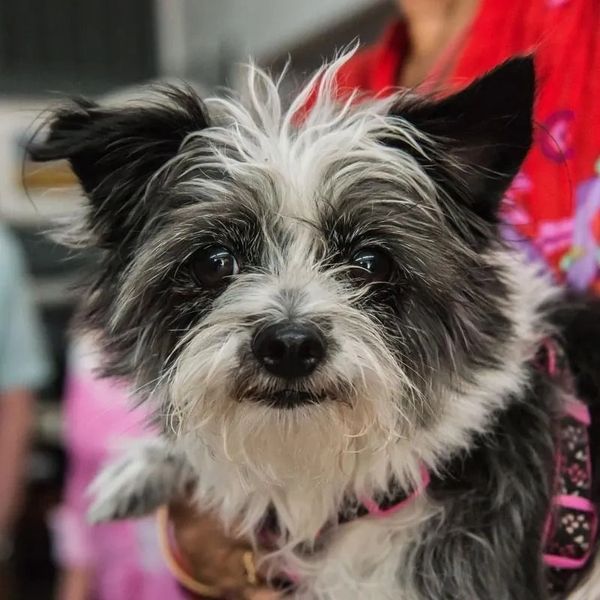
<box><xmin>31</xmin><ymin>57</ymin><xmax>534</xmax><ymax>485</ymax></box>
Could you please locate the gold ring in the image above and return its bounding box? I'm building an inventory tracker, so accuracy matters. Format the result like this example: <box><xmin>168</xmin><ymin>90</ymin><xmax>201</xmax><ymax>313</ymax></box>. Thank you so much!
<box><xmin>242</xmin><ymin>549</ymin><xmax>258</xmax><ymax>585</ymax></box>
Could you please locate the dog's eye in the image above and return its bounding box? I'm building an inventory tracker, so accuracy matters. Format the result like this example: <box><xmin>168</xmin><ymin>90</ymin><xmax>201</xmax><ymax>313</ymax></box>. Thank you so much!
<box><xmin>349</xmin><ymin>248</ymin><xmax>392</xmax><ymax>283</ymax></box>
<box><xmin>189</xmin><ymin>245</ymin><xmax>239</xmax><ymax>288</ymax></box>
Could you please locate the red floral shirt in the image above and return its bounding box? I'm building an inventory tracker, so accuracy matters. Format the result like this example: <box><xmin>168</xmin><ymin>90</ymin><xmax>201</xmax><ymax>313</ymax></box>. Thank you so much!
<box><xmin>335</xmin><ymin>0</ymin><xmax>600</xmax><ymax>293</ymax></box>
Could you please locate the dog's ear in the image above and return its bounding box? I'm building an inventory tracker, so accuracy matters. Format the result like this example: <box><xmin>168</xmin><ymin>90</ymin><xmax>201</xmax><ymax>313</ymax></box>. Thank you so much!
<box><xmin>28</xmin><ymin>86</ymin><xmax>209</xmax><ymax>248</ymax></box>
<box><xmin>390</xmin><ymin>56</ymin><xmax>535</xmax><ymax>229</ymax></box>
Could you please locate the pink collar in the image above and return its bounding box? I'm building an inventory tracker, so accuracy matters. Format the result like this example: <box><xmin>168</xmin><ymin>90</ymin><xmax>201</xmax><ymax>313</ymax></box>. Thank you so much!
<box><xmin>356</xmin><ymin>465</ymin><xmax>430</xmax><ymax>520</ymax></box>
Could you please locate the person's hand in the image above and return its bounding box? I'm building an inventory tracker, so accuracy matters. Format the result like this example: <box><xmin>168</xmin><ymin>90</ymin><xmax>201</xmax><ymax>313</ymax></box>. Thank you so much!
<box><xmin>166</xmin><ymin>498</ymin><xmax>282</xmax><ymax>600</ymax></box>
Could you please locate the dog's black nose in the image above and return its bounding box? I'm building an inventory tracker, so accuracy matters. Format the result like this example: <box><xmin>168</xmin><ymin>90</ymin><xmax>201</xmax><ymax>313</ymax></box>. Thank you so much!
<box><xmin>252</xmin><ymin>322</ymin><xmax>326</xmax><ymax>379</ymax></box>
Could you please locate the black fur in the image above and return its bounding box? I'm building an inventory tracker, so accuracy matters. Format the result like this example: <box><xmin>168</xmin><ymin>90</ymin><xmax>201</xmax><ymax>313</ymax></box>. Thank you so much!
<box><xmin>420</xmin><ymin>367</ymin><xmax>558</xmax><ymax>599</ymax></box>
<box><xmin>321</xmin><ymin>190</ymin><xmax>513</xmax><ymax>427</ymax></box>
<box><xmin>28</xmin><ymin>86</ymin><xmax>209</xmax><ymax>251</ymax></box>
<box><xmin>389</xmin><ymin>57</ymin><xmax>535</xmax><ymax>247</ymax></box>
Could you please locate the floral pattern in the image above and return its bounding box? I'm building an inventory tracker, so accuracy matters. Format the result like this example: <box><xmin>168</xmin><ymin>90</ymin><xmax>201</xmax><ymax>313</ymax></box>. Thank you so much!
<box><xmin>563</xmin><ymin>160</ymin><xmax>600</xmax><ymax>292</ymax></box>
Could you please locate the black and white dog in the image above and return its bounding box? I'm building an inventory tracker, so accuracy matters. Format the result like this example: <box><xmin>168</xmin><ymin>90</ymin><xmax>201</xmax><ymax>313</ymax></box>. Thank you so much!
<box><xmin>30</xmin><ymin>55</ymin><xmax>600</xmax><ymax>599</ymax></box>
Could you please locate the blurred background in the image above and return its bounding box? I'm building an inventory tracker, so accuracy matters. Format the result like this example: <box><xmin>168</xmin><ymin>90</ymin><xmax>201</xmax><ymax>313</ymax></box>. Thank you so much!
<box><xmin>2</xmin><ymin>0</ymin><xmax>599</xmax><ymax>598</ymax></box>
<box><xmin>0</xmin><ymin>1</ymin><xmax>392</xmax><ymax>598</ymax></box>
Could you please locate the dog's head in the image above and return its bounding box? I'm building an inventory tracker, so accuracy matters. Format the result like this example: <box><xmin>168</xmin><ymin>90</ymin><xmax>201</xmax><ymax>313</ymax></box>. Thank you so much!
<box><xmin>30</xmin><ymin>56</ymin><xmax>537</xmax><ymax>488</ymax></box>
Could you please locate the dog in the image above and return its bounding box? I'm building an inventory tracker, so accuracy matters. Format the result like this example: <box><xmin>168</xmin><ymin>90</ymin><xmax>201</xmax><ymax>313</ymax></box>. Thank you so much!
<box><xmin>30</xmin><ymin>54</ymin><xmax>600</xmax><ymax>599</ymax></box>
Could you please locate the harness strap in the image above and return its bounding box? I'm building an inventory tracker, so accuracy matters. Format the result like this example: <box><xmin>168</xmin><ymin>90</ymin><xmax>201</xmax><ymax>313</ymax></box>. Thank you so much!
<box><xmin>537</xmin><ymin>339</ymin><xmax>598</xmax><ymax>594</ymax></box>
<box><xmin>357</xmin><ymin>465</ymin><xmax>431</xmax><ymax>519</ymax></box>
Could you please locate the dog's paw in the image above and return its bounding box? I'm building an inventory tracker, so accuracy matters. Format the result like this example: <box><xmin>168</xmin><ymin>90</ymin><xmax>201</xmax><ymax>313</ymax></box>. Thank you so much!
<box><xmin>87</xmin><ymin>439</ymin><xmax>195</xmax><ymax>523</ymax></box>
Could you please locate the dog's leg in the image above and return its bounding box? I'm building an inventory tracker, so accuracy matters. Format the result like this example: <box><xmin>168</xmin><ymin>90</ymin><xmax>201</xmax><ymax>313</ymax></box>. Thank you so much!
<box><xmin>87</xmin><ymin>438</ymin><xmax>195</xmax><ymax>523</ymax></box>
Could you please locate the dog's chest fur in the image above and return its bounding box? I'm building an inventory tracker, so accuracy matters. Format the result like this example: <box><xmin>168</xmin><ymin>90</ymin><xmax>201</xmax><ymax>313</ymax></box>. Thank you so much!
<box><xmin>288</xmin><ymin>500</ymin><xmax>437</xmax><ymax>600</ymax></box>
<box><xmin>256</xmin><ymin>366</ymin><xmax>558</xmax><ymax>600</ymax></box>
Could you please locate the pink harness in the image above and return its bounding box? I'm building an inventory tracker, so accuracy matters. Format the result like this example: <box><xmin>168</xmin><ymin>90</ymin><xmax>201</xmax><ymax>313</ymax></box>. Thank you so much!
<box><xmin>543</xmin><ymin>396</ymin><xmax>597</xmax><ymax>571</ymax></box>
<box><xmin>538</xmin><ymin>340</ymin><xmax>598</xmax><ymax>594</ymax></box>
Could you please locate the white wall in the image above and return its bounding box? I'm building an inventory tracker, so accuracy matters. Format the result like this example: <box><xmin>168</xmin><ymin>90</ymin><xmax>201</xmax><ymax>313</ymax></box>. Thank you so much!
<box><xmin>0</xmin><ymin>102</ymin><xmax>83</xmax><ymax>224</ymax></box>
<box><xmin>156</xmin><ymin>0</ymin><xmax>377</xmax><ymax>82</ymax></box>
<box><xmin>209</xmin><ymin>0</ymin><xmax>376</xmax><ymax>57</ymax></box>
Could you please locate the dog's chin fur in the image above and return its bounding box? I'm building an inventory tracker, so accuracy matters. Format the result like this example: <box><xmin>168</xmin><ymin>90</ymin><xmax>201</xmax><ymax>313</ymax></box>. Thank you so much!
<box><xmin>31</xmin><ymin>53</ymin><xmax>600</xmax><ymax>598</ymax></box>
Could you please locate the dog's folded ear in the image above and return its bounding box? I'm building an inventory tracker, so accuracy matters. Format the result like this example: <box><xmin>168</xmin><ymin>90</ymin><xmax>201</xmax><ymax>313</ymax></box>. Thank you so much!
<box><xmin>28</xmin><ymin>86</ymin><xmax>209</xmax><ymax>248</ymax></box>
<box><xmin>390</xmin><ymin>56</ymin><xmax>535</xmax><ymax>232</ymax></box>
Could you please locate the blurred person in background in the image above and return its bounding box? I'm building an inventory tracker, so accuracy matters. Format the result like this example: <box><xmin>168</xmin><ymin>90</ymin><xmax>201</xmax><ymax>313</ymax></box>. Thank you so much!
<box><xmin>0</xmin><ymin>222</ymin><xmax>51</xmax><ymax>594</ymax></box>
<box><xmin>333</xmin><ymin>0</ymin><xmax>600</xmax><ymax>293</ymax></box>
<box><xmin>52</xmin><ymin>336</ymin><xmax>185</xmax><ymax>600</ymax></box>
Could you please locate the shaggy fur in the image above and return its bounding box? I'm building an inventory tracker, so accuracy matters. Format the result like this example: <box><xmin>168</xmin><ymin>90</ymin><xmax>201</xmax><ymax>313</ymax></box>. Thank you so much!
<box><xmin>30</xmin><ymin>54</ymin><xmax>600</xmax><ymax>599</ymax></box>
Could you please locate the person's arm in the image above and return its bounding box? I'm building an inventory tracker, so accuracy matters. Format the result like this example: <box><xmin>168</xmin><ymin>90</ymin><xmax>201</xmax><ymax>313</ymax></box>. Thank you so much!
<box><xmin>0</xmin><ymin>226</ymin><xmax>51</xmax><ymax>551</ymax></box>
<box><xmin>55</xmin><ymin>566</ymin><xmax>93</xmax><ymax>600</ymax></box>
<box><xmin>0</xmin><ymin>389</ymin><xmax>34</xmax><ymax>536</ymax></box>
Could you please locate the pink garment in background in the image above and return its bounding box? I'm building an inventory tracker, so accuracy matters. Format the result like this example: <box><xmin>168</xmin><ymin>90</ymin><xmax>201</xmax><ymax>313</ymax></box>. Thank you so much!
<box><xmin>52</xmin><ymin>339</ymin><xmax>184</xmax><ymax>600</ymax></box>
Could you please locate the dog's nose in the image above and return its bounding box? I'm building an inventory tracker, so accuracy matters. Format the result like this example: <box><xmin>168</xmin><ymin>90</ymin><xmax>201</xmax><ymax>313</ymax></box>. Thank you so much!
<box><xmin>251</xmin><ymin>322</ymin><xmax>326</xmax><ymax>379</ymax></box>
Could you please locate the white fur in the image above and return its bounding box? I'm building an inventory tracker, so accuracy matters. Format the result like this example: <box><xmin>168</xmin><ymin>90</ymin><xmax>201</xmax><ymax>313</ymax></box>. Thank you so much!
<box><xmin>569</xmin><ymin>550</ymin><xmax>600</xmax><ymax>599</ymax></box>
<box><xmin>88</xmin><ymin>438</ymin><xmax>192</xmax><ymax>523</ymax></box>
